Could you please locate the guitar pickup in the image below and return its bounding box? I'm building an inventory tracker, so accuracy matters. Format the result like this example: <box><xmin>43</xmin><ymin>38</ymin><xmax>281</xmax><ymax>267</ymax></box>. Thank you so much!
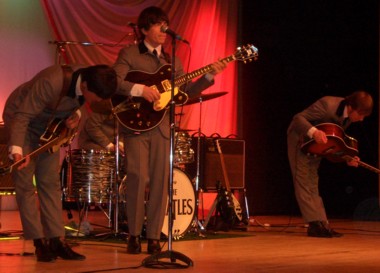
<box><xmin>161</xmin><ymin>80</ymin><xmax>171</xmax><ymax>92</ymax></box>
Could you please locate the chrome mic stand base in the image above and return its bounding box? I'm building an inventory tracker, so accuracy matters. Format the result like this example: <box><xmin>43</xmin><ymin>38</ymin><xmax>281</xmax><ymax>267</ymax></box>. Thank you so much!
<box><xmin>142</xmin><ymin>250</ymin><xmax>193</xmax><ymax>269</ymax></box>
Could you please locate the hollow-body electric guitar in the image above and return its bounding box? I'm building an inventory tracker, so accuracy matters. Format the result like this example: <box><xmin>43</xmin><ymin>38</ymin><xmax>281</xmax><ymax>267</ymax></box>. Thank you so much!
<box><xmin>111</xmin><ymin>44</ymin><xmax>258</xmax><ymax>132</ymax></box>
<box><xmin>300</xmin><ymin>123</ymin><xmax>380</xmax><ymax>174</ymax></box>
<box><xmin>0</xmin><ymin>118</ymin><xmax>77</xmax><ymax>175</ymax></box>
<box><xmin>216</xmin><ymin>139</ymin><xmax>243</xmax><ymax>223</ymax></box>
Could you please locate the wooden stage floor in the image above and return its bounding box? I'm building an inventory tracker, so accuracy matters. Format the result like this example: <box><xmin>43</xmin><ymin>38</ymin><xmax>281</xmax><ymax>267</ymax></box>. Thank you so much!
<box><xmin>1</xmin><ymin>208</ymin><xmax>380</xmax><ymax>273</ymax></box>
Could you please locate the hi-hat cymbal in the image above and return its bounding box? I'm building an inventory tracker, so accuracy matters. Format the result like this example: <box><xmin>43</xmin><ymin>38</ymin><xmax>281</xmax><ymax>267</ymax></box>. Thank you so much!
<box><xmin>175</xmin><ymin>128</ymin><xmax>196</xmax><ymax>132</ymax></box>
<box><xmin>90</xmin><ymin>98</ymin><xmax>140</xmax><ymax>114</ymax></box>
<box><xmin>185</xmin><ymin>91</ymin><xmax>228</xmax><ymax>106</ymax></box>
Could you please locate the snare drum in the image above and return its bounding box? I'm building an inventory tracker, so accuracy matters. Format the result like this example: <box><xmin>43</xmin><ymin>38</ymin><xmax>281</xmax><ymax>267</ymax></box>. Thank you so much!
<box><xmin>174</xmin><ymin>131</ymin><xmax>194</xmax><ymax>165</ymax></box>
<box><xmin>162</xmin><ymin>168</ymin><xmax>195</xmax><ymax>239</ymax></box>
<box><xmin>62</xmin><ymin>149</ymin><xmax>116</xmax><ymax>203</ymax></box>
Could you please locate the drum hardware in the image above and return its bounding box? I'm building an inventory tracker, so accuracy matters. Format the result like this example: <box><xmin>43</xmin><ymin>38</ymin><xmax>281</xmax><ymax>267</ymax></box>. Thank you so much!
<box><xmin>184</xmin><ymin>91</ymin><xmax>228</xmax><ymax>106</ymax></box>
<box><xmin>185</xmin><ymin>96</ymin><xmax>207</xmax><ymax>236</ymax></box>
<box><xmin>94</xmin><ymin>109</ymin><xmax>127</xmax><ymax>239</ymax></box>
<box><xmin>49</xmin><ymin>40</ymin><xmax>134</xmax><ymax>65</ymax></box>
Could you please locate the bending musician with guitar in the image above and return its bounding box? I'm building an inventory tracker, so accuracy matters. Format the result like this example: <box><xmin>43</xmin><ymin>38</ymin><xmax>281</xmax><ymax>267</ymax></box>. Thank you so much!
<box><xmin>287</xmin><ymin>91</ymin><xmax>373</xmax><ymax>238</ymax></box>
<box><xmin>2</xmin><ymin>64</ymin><xmax>117</xmax><ymax>262</ymax></box>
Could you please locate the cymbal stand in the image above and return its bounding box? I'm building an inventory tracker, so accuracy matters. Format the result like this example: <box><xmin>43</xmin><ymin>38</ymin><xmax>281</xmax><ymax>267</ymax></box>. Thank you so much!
<box><xmin>189</xmin><ymin>97</ymin><xmax>206</xmax><ymax>235</ymax></box>
<box><xmin>95</xmin><ymin>113</ymin><xmax>127</xmax><ymax>239</ymax></box>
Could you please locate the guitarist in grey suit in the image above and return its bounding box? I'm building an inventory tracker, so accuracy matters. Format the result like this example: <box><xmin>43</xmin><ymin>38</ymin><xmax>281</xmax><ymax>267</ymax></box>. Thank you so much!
<box><xmin>2</xmin><ymin>64</ymin><xmax>117</xmax><ymax>262</ymax></box>
<box><xmin>287</xmin><ymin>91</ymin><xmax>373</xmax><ymax>237</ymax></box>
<box><xmin>113</xmin><ymin>6</ymin><xmax>228</xmax><ymax>254</ymax></box>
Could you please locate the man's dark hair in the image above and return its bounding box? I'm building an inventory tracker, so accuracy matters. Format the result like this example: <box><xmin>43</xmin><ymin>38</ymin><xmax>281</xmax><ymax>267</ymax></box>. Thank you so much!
<box><xmin>137</xmin><ymin>6</ymin><xmax>169</xmax><ymax>40</ymax></box>
<box><xmin>81</xmin><ymin>65</ymin><xmax>117</xmax><ymax>99</ymax></box>
<box><xmin>345</xmin><ymin>90</ymin><xmax>374</xmax><ymax>116</ymax></box>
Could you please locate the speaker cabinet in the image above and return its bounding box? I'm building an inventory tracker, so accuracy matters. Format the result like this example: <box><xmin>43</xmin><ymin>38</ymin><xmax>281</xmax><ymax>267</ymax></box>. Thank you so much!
<box><xmin>186</xmin><ymin>137</ymin><xmax>245</xmax><ymax>190</ymax></box>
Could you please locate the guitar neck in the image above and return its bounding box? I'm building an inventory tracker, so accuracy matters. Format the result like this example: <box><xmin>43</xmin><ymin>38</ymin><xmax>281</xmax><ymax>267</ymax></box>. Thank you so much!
<box><xmin>175</xmin><ymin>55</ymin><xmax>235</xmax><ymax>87</ymax></box>
<box><xmin>358</xmin><ymin>161</ymin><xmax>380</xmax><ymax>174</ymax></box>
<box><xmin>5</xmin><ymin>137</ymin><xmax>61</xmax><ymax>174</ymax></box>
<box><xmin>342</xmin><ymin>155</ymin><xmax>380</xmax><ymax>175</ymax></box>
<box><xmin>216</xmin><ymin>139</ymin><xmax>232</xmax><ymax>191</ymax></box>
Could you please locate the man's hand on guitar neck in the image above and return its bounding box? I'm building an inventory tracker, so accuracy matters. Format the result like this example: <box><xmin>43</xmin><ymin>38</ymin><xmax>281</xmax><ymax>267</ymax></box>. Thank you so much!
<box><xmin>346</xmin><ymin>155</ymin><xmax>360</xmax><ymax>167</ymax></box>
<box><xmin>142</xmin><ymin>86</ymin><xmax>160</xmax><ymax>103</ymax></box>
<box><xmin>65</xmin><ymin>112</ymin><xmax>81</xmax><ymax>129</ymax></box>
<box><xmin>12</xmin><ymin>153</ymin><xmax>30</xmax><ymax>170</ymax></box>
<box><xmin>209</xmin><ymin>59</ymin><xmax>228</xmax><ymax>75</ymax></box>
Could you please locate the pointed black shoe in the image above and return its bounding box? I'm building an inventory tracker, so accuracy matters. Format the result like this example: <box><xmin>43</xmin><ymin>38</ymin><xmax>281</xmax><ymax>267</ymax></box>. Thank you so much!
<box><xmin>34</xmin><ymin>239</ymin><xmax>55</xmax><ymax>263</ymax></box>
<box><xmin>49</xmin><ymin>238</ymin><xmax>86</xmax><ymax>260</ymax></box>
<box><xmin>127</xmin><ymin>235</ymin><xmax>141</xmax><ymax>254</ymax></box>
<box><xmin>147</xmin><ymin>239</ymin><xmax>161</xmax><ymax>255</ymax></box>
<box><xmin>307</xmin><ymin>221</ymin><xmax>343</xmax><ymax>238</ymax></box>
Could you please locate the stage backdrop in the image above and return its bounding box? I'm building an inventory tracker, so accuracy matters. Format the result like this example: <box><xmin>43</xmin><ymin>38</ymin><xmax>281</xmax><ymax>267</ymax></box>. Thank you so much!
<box><xmin>0</xmin><ymin>0</ymin><xmax>241</xmax><ymax>137</ymax></box>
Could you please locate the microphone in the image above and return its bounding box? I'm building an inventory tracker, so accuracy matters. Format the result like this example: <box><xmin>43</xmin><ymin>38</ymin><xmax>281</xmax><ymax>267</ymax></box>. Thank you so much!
<box><xmin>127</xmin><ymin>22</ymin><xmax>136</xmax><ymax>28</ymax></box>
<box><xmin>160</xmin><ymin>25</ymin><xmax>189</xmax><ymax>44</ymax></box>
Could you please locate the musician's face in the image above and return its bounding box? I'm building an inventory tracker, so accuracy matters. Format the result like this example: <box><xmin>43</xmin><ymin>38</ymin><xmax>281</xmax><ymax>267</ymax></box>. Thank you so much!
<box><xmin>142</xmin><ymin>22</ymin><xmax>167</xmax><ymax>47</ymax></box>
<box><xmin>348</xmin><ymin>109</ymin><xmax>367</xmax><ymax>123</ymax></box>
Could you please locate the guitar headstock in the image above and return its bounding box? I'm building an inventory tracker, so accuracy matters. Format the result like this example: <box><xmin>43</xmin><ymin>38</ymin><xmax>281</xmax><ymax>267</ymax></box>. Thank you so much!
<box><xmin>215</xmin><ymin>139</ymin><xmax>222</xmax><ymax>154</ymax></box>
<box><xmin>234</xmin><ymin>44</ymin><xmax>259</xmax><ymax>63</ymax></box>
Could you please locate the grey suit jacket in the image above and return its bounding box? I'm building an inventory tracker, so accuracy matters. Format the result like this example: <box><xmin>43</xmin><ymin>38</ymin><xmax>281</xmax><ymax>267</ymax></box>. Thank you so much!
<box><xmin>3</xmin><ymin>64</ymin><xmax>84</xmax><ymax>148</ymax></box>
<box><xmin>287</xmin><ymin>96</ymin><xmax>347</xmax><ymax>140</ymax></box>
<box><xmin>113</xmin><ymin>43</ymin><xmax>214</xmax><ymax>137</ymax></box>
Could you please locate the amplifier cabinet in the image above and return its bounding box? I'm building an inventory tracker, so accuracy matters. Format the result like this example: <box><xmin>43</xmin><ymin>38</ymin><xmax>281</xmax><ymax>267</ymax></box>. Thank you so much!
<box><xmin>186</xmin><ymin>138</ymin><xmax>245</xmax><ymax>190</ymax></box>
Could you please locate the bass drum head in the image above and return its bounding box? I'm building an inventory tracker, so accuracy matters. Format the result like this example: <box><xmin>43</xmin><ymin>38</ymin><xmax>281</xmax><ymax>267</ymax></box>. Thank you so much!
<box><xmin>161</xmin><ymin>168</ymin><xmax>195</xmax><ymax>239</ymax></box>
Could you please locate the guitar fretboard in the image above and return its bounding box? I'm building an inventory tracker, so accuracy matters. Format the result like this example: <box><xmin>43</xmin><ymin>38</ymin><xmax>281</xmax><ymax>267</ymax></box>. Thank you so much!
<box><xmin>175</xmin><ymin>55</ymin><xmax>235</xmax><ymax>87</ymax></box>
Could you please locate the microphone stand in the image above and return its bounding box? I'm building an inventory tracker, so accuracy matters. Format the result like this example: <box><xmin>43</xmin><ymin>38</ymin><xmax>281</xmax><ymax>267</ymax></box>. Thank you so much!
<box><xmin>142</xmin><ymin>36</ymin><xmax>193</xmax><ymax>268</ymax></box>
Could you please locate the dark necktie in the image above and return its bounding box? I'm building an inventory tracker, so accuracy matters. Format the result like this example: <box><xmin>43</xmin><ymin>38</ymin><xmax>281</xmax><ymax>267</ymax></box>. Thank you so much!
<box><xmin>153</xmin><ymin>49</ymin><xmax>158</xmax><ymax>58</ymax></box>
<box><xmin>342</xmin><ymin>117</ymin><xmax>349</xmax><ymax>128</ymax></box>
<box><xmin>77</xmin><ymin>95</ymin><xmax>85</xmax><ymax>106</ymax></box>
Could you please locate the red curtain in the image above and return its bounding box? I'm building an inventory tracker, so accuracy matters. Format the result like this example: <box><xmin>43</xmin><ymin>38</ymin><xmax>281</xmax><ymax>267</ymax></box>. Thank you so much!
<box><xmin>40</xmin><ymin>0</ymin><xmax>238</xmax><ymax>136</ymax></box>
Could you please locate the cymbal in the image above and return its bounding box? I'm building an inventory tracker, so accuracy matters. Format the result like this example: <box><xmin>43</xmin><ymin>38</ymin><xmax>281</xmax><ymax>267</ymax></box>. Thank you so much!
<box><xmin>175</xmin><ymin>128</ymin><xmax>196</xmax><ymax>132</ymax></box>
<box><xmin>185</xmin><ymin>91</ymin><xmax>228</xmax><ymax>106</ymax></box>
<box><xmin>90</xmin><ymin>99</ymin><xmax>140</xmax><ymax>114</ymax></box>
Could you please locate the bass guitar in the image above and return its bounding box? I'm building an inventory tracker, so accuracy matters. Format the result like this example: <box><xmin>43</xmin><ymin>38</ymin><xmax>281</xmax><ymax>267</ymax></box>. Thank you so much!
<box><xmin>215</xmin><ymin>139</ymin><xmax>243</xmax><ymax>223</ymax></box>
<box><xmin>300</xmin><ymin>123</ymin><xmax>380</xmax><ymax>174</ymax></box>
<box><xmin>112</xmin><ymin>44</ymin><xmax>258</xmax><ymax>132</ymax></box>
<box><xmin>0</xmin><ymin>117</ymin><xmax>77</xmax><ymax>176</ymax></box>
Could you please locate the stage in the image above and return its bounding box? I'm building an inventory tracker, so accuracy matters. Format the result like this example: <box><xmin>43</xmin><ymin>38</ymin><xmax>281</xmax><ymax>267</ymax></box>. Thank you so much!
<box><xmin>1</xmin><ymin>207</ymin><xmax>380</xmax><ymax>273</ymax></box>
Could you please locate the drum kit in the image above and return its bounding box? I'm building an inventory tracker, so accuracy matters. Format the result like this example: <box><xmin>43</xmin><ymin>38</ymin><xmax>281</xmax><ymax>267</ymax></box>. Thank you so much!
<box><xmin>60</xmin><ymin>91</ymin><xmax>228</xmax><ymax>239</ymax></box>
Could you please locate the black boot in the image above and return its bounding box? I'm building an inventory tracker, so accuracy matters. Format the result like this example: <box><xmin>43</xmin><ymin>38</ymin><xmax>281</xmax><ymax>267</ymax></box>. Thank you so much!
<box><xmin>147</xmin><ymin>239</ymin><xmax>161</xmax><ymax>255</ymax></box>
<box><xmin>127</xmin><ymin>235</ymin><xmax>141</xmax><ymax>254</ymax></box>
<box><xmin>34</xmin><ymin>238</ymin><xmax>55</xmax><ymax>262</ymax></box>
<box><xmin>49</xmin><ymin>237</ymin><xmax>86</xmax><ymax>260</ymax></box>
<box><xmin>307</xmin><ymin>221</ymin><xmax>343</xmax><ymax>238</ymax></box>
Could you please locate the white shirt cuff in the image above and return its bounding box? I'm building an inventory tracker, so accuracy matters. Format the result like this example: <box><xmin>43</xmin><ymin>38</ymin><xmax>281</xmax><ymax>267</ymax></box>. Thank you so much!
<box><xmin>307</xmin><ymin>126</ymin><xmax>317</xmax><ymax>138</ymax></box>
<box><xmin>8</xmin><ymin>146</ymin><xmax>23</xmax><ymax>160</ymax></box>
<box><xmin>131</xmin><ymin>84</ymin><xmax>144</xmax><ymax>96</ymax></box>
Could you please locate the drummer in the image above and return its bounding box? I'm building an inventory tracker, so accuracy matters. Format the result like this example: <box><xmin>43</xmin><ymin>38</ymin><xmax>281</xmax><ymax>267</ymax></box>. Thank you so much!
<box><xmin>77</xmin><ymin>103</ymin><xmax>124</xmax><ymax>154</ymax></box>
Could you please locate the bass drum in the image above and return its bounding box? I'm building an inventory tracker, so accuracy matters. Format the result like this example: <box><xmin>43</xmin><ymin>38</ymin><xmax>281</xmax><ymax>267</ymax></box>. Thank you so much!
<box><xmin>162</xmin><ymin>168</ymin><xmax>195</xmax><ymax>239</ymax></box>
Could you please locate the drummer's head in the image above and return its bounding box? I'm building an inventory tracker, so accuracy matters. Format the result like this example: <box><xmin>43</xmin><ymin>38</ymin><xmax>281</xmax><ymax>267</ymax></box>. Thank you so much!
<box><xmin>346</xmin><ymin>90</ymin><xmax>373</xmax><ymax>122</ymax></box>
